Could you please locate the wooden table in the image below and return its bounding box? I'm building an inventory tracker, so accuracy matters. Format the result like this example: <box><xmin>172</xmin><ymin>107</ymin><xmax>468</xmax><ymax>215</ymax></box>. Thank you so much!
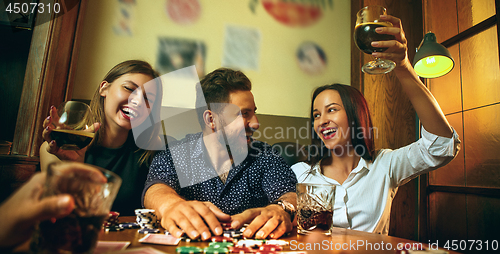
<box><xmin>97</xmin><ymin>216</ymin><xmax>461</xmax><ymax>253</ymax></box>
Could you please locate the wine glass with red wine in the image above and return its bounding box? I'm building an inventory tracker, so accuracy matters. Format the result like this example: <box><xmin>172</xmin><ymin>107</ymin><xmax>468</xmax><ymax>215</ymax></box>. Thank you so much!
<box><xmin>50</xmin><ymin>101</ymin><xmax>95</xmax><ymax>150</ymax></box>
<box><xmin>354</xmin><ymin>6</ymin><xmax>396</xmax><ymax>74</ymax></box>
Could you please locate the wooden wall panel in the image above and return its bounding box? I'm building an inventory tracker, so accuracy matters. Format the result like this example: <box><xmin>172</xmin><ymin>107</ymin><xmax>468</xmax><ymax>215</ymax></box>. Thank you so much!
<box><xmin>428</xmin><ymin>192</ymin><xmax>467</xmax><ymax>243</ymax></box>
<box><xmin>464</xmin><ymin>104</ymin><xmax>500</xmax><ymax>188</ymax></box>
<box><xmin>3</xmin><ymin>0</ymin><xmax>89</xmax><ymax>203</ymax></box>
<box><xmin>461</xmin><ymin>27</ymin><xmax>500</xmax><ymax>110</ymax></box>
<box><xmin>467</xmin><ymin>195</ymin><xmax>500</xmax><ymax>241</ymax></box>
<box><xmin>12</xmin><ymin>0</ymin><xmax>86</xmax><ymax>157</ymax></box>
<box><xmin>11</xmin><ymin>0</ymin><xmax>53</xmax><ymax>156</ymax></box>
<box><xmin>0</xmin><ymin>157</ymin><xmax>39</xmax><ymax>204</ymax></box>
<box><xmin>428</xmin><ymin>45</ymin><xmax>462</xmax><ymax>115</ymax></box>
<box><xmin>457</xmin><ymin>0</ymin><xmax>496</xmax><ymax>33</ymax></box>
<box><xmin>428</xmin><ymin>113</ymin><xmax>465</xmax><ymax>186</ymax></box>
<box><xmin>423</xmin><ymin>0</ymin><xmax>458</xmax><ymax>42</ymax></box>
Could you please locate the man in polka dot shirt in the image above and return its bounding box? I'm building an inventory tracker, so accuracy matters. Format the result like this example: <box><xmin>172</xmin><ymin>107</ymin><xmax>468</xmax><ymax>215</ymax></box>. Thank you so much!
<box><xmin>143</xmin><ymin>68</ymin><xmax>297</xmax><ymax>240</ymax></box>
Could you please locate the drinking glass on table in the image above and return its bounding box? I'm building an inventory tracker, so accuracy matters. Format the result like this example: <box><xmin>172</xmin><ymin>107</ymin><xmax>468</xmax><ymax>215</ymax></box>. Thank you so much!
<box><xmin>296</xmin><ymin>183</ymin><xmax>335</xmax><ymax>235</ymax></box>
<box><xmin>49</xmin><ymin>101</ymin><xmax>95</xmax><ymax>150</ymax></box>
<box><xmin>354</xmin><ymin>5</ymin><xmax>396</xmax><ymax>74</ymax></box>
<box><xmin>30</xmin><ymin>162</ymin><xmax>122</xmax><ymax>254</ymax></box>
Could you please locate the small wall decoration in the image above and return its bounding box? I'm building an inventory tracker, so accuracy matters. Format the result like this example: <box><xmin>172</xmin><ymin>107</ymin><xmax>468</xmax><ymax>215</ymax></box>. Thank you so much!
<box><xmin>222</xmin><ymin>25</ymin><xmax>261</xmax><ymax>71</ymax></box>
<box><xmin>260</xmin><ymin>0</ymin><xmax>333</xmax><ymax>27</ymax></box>
<box><xmin>166</xmin><ymin>0</ymin><xmax>201</xmax><ymax>25</ymax></box>
<box><xmin>296</xmin><ymin>41</ymin><xmax>327</xmax><ymax>75</ymax></box>
<box><xmin>156</xmin><ymin>37</ymin><xmax>206</xmax><ymax>78</ymax></box>
<box><xmin>113</xmin><ymin>0</ymin><xmax>137</xmax><ymax>36</ymax></box>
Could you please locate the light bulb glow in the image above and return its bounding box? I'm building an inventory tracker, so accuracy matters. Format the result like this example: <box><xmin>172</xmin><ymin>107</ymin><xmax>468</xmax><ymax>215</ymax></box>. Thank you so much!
<box><xmin>414</xmin><ymin>55</ymin><xmax>454</xmax><ymax>78</ymax></box>
<box><xmin>425</xmin><ymin>57</ymin><xmax>436</xmax><ymax>64</ymax></box>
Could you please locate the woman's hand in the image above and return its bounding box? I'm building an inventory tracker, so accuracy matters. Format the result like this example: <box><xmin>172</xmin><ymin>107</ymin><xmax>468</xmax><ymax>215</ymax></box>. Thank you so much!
<box><xmin>371</xmin><ymin>15</ymin><xmax>410</xmax><ymax>69</ymax></box>
<box><xmin>41</xmin><ymin>105</ymin><xmax>99</xmax><ymax>162</ymax></box>
<box><xmin>369</xmin><ymin>15</ymin><xmax>453</xmax><ymax>139</ymax></box>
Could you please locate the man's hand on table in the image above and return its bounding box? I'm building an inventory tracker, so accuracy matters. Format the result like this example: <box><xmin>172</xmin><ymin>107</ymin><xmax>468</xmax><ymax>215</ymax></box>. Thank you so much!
<box><xmin>230</xmin><ymin>204</ymin><xmax>293</xmax><ymax>239</ymax></box>
<box><xmin>159</xmin><ymin>200</ymin><xmax>231</xmax><ymax>240</ymax></box>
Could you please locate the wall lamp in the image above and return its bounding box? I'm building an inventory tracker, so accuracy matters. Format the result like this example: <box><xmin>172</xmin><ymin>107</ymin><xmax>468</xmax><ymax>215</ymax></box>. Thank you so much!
<box><xmin>412</xmin><ymin>32</ymin><xmax>455</xmax><ymax>78</ymax></box>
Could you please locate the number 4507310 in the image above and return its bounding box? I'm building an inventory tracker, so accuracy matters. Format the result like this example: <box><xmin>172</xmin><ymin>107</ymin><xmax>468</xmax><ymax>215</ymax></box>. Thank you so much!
<box><xmin>5</xmin><ymin>2</ymin><xmax>61</xmax><ymax>14</ymax></box>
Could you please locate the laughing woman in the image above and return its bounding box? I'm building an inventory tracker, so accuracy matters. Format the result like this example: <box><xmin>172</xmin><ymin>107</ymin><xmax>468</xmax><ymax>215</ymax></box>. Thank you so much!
<box><xmin>292</xmin><ymin>15</ymin><xmax>460</xmax><ymax>234</ymax></box>
<box><xmin>40</xmin><ymin>60</ymin><xmax>163</xmax><ymax>216</ymax></box>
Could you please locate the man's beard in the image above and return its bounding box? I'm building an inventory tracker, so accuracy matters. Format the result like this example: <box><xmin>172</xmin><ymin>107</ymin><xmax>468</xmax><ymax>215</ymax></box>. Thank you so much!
<box><xmin>216</xmin><ymin>119</ymin><xmax>249</xmax><ymax>166</ymax></box>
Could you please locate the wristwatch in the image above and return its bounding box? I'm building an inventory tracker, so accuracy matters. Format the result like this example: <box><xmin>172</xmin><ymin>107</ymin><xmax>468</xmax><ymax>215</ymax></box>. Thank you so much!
<box><xmin>272</xmin><ymin>200</ymin><xmax>296</xmax><ymax>223</ymax></box>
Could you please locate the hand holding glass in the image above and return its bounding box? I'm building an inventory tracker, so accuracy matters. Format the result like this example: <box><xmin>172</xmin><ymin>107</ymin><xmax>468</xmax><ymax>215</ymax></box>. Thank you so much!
<box><xmin>354</xmin><ymin>6</ymin><xmax>396</xmax><ymax>74</ymax></box>
<box><xmin>49</xmin><ymin>101</ymin><xmax>95</xmax><ymax>150</ymax></box>
<box><xmin>30</xmin><ymin>162</ymin><xmax>121</xmax><ymax>254</ymax></box>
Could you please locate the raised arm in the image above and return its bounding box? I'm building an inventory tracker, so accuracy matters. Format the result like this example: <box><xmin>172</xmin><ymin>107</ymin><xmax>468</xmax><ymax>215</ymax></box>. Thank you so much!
<box><xmin>373</xmin><ymin>15</ymin><xmax>453</xmax><ymax>138</ymax></box>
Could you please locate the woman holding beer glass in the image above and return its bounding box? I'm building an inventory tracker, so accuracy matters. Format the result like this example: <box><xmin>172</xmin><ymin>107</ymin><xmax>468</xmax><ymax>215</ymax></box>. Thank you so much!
<box><xmin>40</xmin><ymin>60</ymin><xmax>163</xmax><ymax>216</ymax></box>
<box><xmin>292</xmin><ymin>14</ymin><xmax>460</xmax><ymax>234</ymax></box>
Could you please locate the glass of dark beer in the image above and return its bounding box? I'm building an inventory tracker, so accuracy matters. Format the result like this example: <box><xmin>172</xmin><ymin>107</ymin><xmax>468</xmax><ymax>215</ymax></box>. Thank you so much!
<box><xmin>30</xmin><ymin>162</ymin><xmax>122</xmax><ymax>254</ymax></box>
<box><xmin>50</xmin><ymin>101</ymin><xmax>95</xmax><ymax>150</ymax></box>
<box><xmin>354</xmin><ymin>6</ymin><xmax>396</xmax><ymax>74</ymax></box>
<box><xmin>297</xmin><ymin>183</ymin><xmax>335</xmax><ymax>235</ymax></box>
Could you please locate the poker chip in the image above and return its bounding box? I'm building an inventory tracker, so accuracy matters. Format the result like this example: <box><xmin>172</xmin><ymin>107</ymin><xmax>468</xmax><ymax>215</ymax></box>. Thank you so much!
<box><xmin>259</xmin><ymin>244</ymin><xmax>282</xmax><ymax>251</ymax></box>
<box><xmin>138</xmin><ymin>228</ymin><xmax>160</xmax><ymax>234</ymax></box>
<box><xmin>118</xmin><ymin>222</ymin><xmax>140</xmax><ymax>229</ymax></box>
<box><xmin>176</xmin><ymin>246</ymin><xmax>203</xmax><ymax>254</ymax></box>
<box><xmin>211</xmin><ymin>236</ymin><xmax>234</xmax><ymax>243</ymax></box>
<box><xmin>263</xmin><ymin>240</ymin><xmax>288</xmax><ymax>246</ymax></box>
<box><xmin>209</xmin><ymin>242</ymin><xmax>234</xmax><ymax>248</ymax></box>
<box><xmin>223</xmin><ymin>230</ymin><xmax>242</xmax><ymax>238</ymax></box>
<box><xmin>255</xmin><ymin>251</ymin><xmax>276</xmax><ymax>254</ymax></box>
<box><xmin>135</xmin><ymin>208</ymin><xmax>156</xmax><ymax>214</ymax></box>
<box><xmin>204</xmin><ymin>247</ymin><xmax>229</xmax><ymax>254</ymax></box>
<box><xmin>103</xmin><ymin>211</ymin><xmax>120</xmax><ymax>227</ymax></box>
<box><xmin>228</xmin><ymin>246</ymin><xmax>254</xmax><ymax>253</ymax></box>
<box><xmin>104</xmin><ymin>225</ymin><xmax>124</xmax><ymax>232</ymax></box>
<box><xmin>180</xmin><ymin>235</ymin><xmax>204</xmax><ymax>242</ymax></box>
<box><xmin>135</xmin><ymin>209</ymin><xmax>158</xmax><ymax>229</ymax></box>
<box><xmin>236</xmin><ymin>239</ymin><xmax>264</xmax><ymax>248</ymax></box>
<box><xmin>138</xmin><ymin>222</ymin><xmax>160</xmax><ymax>229</ymax></box>
<box><xmin>221</xmin><ymin>222</ymin><xmax>232</xmax><ymax>228</ymax></box>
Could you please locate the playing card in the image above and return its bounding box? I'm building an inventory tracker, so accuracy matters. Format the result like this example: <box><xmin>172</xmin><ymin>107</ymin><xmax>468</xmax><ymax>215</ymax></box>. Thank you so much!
<box><xmin>94</xmin><ymin>241</ymin><xmax>130</xmax><ymax>254</ymax></box>
<box><xmin>138</xmin><ymin>234</ymin><xmax>181</xmax><ymax>245</ymax></box>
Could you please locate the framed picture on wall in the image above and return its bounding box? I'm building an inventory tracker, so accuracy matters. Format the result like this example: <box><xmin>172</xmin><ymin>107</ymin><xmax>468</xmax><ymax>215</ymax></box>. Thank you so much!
<box><xmin>0</xmin><ymin>0</ymin><xmax>39</xmax><ymax>30</ymax></box>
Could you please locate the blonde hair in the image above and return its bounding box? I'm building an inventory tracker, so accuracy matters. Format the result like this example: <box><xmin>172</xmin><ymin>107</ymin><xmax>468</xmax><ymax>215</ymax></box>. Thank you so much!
<box><xmin>85</xmin><ymin>60</ymin><xmax>162</xmax><ymax>165</ymax></box>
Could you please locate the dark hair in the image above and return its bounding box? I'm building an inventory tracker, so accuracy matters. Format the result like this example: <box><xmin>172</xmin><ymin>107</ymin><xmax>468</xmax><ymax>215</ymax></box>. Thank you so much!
<box><xmin>308</xmin><ymin>84</ymin><xmax>375</xmax><ymax>165</ymax></box>
<box><xmin>86</xmin><ymin>60</ymin><xmax>162</xmax><ymax>165</ymax></box>
<box><xmin>195</xmin><ymin>68</ymin><xmax>252</xmax><ymax>128</ymax></box>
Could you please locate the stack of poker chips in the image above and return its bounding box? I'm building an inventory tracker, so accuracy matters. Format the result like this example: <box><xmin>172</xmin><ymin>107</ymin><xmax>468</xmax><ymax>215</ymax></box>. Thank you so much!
<box><xmin>104</xmin><ymin>211</ymin><xmax>124</xmax><ymax>231</ymax></box>
<box><xmin>175</xmin><ymin>246</ymin><xmax>203</xmax><ymax>254</ymax></box>
<box><xmin>205</xmin><ymin>242</ymin><xmax>233</xmax><ymax>254</ymax></box>
<box><xmin>135</xmin><ymin>209</ymin><xmax>160</xmax><ymax>234</ymax></box>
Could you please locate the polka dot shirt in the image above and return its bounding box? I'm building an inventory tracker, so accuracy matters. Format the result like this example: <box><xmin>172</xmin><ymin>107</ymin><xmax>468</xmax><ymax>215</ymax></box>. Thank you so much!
<box><xmin>142</xmin><ymin>132</ymin><xmax>297</xmax><ymax>215</ymax></box>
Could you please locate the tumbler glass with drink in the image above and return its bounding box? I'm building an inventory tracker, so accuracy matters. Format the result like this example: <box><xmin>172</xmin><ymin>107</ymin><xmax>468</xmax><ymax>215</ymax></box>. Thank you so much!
<box><xmin>30</xmin><ymin>162</ymin><xmax>122</xmax><ymax>254</ymax></box>
<box><xmin>296</xmin><ymin>183</ymin><xmax>335</xmax><ymax>235</ymax></box>
<box><xmin>49</xmin><ymin>101</ymin><xmax>95</xmax><ymax>150</ymax></box>
<box><xmin>354</xmin><ymin>5</ymin><xmax>396</xmax><ymax>74</ymax></box>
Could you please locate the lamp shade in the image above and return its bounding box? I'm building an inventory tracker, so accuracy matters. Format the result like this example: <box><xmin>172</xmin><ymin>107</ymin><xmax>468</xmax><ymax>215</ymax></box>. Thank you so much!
<box><xmin>412</xmin><ymin>32</ymin><xmax>454</xmax><ymax>78</ymax></box>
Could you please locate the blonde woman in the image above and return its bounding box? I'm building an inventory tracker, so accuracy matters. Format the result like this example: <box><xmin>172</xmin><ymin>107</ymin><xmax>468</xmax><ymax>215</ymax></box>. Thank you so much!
<box><xmin>40</xmin><ymin>60</ymin><xmax>163</xmax><ymax>215</ymax></box>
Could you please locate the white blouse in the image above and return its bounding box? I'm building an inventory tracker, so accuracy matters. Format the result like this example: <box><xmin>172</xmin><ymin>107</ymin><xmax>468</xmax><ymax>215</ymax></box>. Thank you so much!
<box><xmin>292</xmin><ymin>127</ymin><xmax>460</xmax><ymax>234</ymax></box>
